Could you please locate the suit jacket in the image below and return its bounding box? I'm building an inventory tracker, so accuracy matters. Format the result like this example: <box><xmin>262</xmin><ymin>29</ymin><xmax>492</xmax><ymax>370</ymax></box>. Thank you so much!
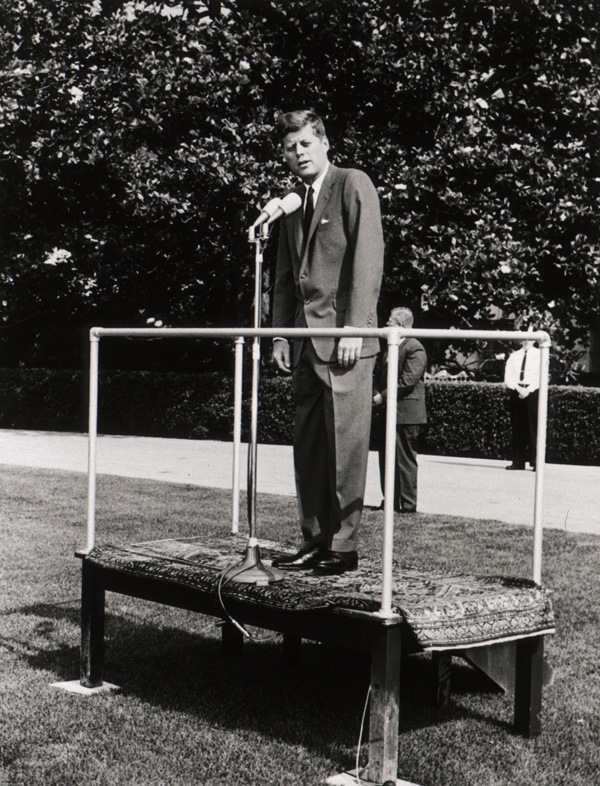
<box><xmin>377</xmin><ymin>338</ymin><xmax>427</xmax><ymax>425</ymax></box>
<box><xmin>272</xmin><ymin>164</ymin><xmax>384</xmax><ymax>364</ymax></box>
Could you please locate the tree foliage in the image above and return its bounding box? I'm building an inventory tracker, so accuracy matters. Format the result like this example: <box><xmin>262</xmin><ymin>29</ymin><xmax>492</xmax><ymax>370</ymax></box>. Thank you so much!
<box><xmin>0</xmin><ymin>0</ymin><xmax>598</xmax><ymax>379</ymax></box>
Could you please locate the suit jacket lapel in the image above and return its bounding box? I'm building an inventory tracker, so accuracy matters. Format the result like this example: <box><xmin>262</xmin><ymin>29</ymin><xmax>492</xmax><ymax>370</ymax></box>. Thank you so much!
<box><xmin>292</xmin><ymin>185</ymin><xmax>304</xmax><ymax>259</ymax></box>
<box><xmin>311</xmin><ymin>168</ymin><xmax>335</xmax><ymax>232</ymax></box>
<box><xmin>300</xmin><ymin>165</ymin><xmax>337</xmax><ymax>260</ymax></box>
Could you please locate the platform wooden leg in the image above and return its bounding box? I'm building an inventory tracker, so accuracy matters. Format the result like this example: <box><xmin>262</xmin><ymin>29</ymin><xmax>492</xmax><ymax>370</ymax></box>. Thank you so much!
<box><xmin>221</xmin><ymin>621</ymin><xmax>245</xmax><ymax>657</ymax></box>
<box><xmin>282</xmin><ymin>633</ymin><xmax>302</xmax><ymax>667</ymax></box>
<box><xmin>514</xmin><ymin>635</ymin><xmax>544</xmax><ymax>737</ymax></box>
<box><xmin>432</xmin><ymin>651</ymin><xmax>452</xmax><ymax>708</ymax></box>
<box><xmin>366</xmin><ymin>622</ymin><xmax>402</xmax><ymax>785</ymax></box>
<box><xmin>80</xmin><ymin>563</ymin><xmax>105</xmax><ymax>689</ymax></box>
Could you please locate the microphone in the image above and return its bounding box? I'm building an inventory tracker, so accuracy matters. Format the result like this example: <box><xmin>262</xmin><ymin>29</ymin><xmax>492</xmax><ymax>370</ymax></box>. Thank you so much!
<box><xmin>264</xmin><ymin>192</ymin><xmax>302</xmax><ymax>226</ymax></box>
<box><xmin>248</xmin><ymin>192</ymin><xmax>302</xmax><ymax>240</ymax></box>
<box><xmin>251</xmin><ymin>197</ymin><xmax>283</xmax><ymax>230</ymax></box>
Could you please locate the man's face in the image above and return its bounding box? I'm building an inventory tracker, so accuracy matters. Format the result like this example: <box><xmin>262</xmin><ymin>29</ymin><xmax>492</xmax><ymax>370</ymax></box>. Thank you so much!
<box><xmin>282</xmin><ymin>124</ymin><xmax>329</xmax><ymax>183</ymax></box>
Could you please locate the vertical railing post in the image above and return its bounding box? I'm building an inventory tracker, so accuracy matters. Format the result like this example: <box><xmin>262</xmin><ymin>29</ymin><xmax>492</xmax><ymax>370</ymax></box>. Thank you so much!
<box><xmin>532</xmin><ymin>335</ymin><xmax>551</xmax><ymax>584</ymax></box>
<box><xmin>377</xmin><ymin>328</ymin><xmax>401</xmax><ymax>618</ymax></box>
<box><xmin>231</xmin><ymin>336</ymin><xmax>245</xmax><ymax>534</ymax></box>
<box><xmin>85</xmin><ymin>331</ymin><xmax>100</xmax><ymax>554</ymax></box>
<box><xmin>248</xmin><ymin>337</ymin><xmax>260</xmax><ymax>539</ymax></box>
<box><xmin>247</xmin><ymin>233</ymin><xmax>265</xmax><ymax>545</ymax></box>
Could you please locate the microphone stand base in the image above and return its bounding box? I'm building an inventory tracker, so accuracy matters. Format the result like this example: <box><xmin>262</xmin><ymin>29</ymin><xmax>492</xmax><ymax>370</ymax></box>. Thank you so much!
<box><xmin>224</xmin><ymin>541</ymin><xmax>285</xmax><ymax>585</ymax></box>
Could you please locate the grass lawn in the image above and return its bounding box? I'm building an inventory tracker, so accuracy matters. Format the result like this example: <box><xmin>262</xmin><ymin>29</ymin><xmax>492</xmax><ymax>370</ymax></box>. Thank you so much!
<box><xmin>0</xmin><ymin>465</ymin><xmax>598</xmax><ymax>786</ymax></box>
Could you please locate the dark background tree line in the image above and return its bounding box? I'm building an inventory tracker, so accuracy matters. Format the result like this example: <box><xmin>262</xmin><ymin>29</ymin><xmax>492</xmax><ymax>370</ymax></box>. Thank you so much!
<box><xmin>0</xmin><ymin>0</ymin><xmax>598</xmax><ymax>381</ymax></box>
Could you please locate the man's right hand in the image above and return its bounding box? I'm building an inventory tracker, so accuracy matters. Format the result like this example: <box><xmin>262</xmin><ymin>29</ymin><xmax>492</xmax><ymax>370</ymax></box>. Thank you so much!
<box><xmin>272</xmin><ymin>338</ymin><xmax>292</xmax><ymax>374</ymax></box>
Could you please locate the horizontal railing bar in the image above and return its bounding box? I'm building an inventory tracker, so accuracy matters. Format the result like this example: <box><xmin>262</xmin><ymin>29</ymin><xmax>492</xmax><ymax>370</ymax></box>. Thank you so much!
<box><xmin>91</xmin><ymin>326</ymin><xmax>550</xmax><ymax>346</ymax></box>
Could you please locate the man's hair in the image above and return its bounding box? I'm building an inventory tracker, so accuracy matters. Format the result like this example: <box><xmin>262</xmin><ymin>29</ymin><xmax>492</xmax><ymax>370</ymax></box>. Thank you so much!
<box><xmin>389</xmin><ymin>307</ymin><xmax>414</xmax><ymax>327</ymax></box>
<box><xmin>274</xmin><ymin>109</ymin><xmax>327</xmax><ymax>141</ymax></box>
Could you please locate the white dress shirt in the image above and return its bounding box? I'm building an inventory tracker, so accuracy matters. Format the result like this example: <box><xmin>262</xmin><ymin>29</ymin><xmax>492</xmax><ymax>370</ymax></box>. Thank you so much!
<box><xmin>275</xmin><ymin>164</ymin><xmax>330</xmax><ymax>347</ymax></box>
<box><xmin>303</xmin><ymin>162</ymin><xmax>329</xmax><ymax>209</ymax></box>
<box><xmin>504</xmin><ymin>345</ymin><xmax>541</xmax><ymax>397</ymax></box>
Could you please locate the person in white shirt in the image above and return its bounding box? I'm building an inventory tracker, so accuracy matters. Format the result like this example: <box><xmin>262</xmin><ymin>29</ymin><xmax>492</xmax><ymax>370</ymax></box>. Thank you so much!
<box><xmin>503</xmin><ymin>337</ymin><xmax>541</xmax><ymax>470</ymax></box>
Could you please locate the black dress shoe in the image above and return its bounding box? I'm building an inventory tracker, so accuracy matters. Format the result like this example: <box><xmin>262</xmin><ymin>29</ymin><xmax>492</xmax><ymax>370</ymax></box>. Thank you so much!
<box><xmin>272</xmin><ymin>545</ymin><xmax>325</xmax><ymax>570</ymax></box>
<box><xmin>506</xmin><ymin>464</ymin><xmax>526</xmax><ymax>470</ymax></box>
<box><xmin>312</xmin><ymin>550</ymin><xmax>358</xmax><ymax>575</ymax></box>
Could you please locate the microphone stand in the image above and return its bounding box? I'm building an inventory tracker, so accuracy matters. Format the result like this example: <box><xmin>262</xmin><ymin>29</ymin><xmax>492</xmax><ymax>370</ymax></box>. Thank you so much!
<box><xmin>223</xmin><ymin>221</ymin><xmax>284</xmax><ymax>585</ymax></box>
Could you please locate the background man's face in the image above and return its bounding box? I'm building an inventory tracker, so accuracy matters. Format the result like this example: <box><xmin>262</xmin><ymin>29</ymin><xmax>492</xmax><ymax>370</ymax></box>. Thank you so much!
<box><xmin>282</xmin><ymin>124</ymin><xmax>329</xmax><ymax>183</ymax></box>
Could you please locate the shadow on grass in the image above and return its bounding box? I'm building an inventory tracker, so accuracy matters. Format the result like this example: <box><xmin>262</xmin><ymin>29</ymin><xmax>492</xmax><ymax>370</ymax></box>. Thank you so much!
<box><xmin>14</xmin><ymin>598</ymin><xmax>511</xmax><ymax>767</ymax></box>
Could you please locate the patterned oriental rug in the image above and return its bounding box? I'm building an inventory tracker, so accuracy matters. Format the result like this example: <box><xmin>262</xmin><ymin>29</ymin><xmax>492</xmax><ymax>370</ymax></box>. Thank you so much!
<box><xmin>86</xmin><ymin>535</ymin><xmax>555</xmax><ymax>651</ymax></box>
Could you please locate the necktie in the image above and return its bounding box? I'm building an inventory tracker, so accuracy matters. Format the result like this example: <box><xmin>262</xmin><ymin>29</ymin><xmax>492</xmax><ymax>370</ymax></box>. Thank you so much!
<box><xmin>303</xmin><ymin>186</ymin><xmax>314</xmax><ymax>238</ymax></box>
<box><xmin>519</xmin><ymin>349</ymin><xmax>528</xmax><ymax>382</ymax></box>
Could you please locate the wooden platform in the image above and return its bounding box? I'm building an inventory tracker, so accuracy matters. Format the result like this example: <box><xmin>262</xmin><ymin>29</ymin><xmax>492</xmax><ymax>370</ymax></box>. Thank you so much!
<box><xmin>76</xmin><ymin>535</ymin><xmax>555</xmax><ymax>785</ymax></box>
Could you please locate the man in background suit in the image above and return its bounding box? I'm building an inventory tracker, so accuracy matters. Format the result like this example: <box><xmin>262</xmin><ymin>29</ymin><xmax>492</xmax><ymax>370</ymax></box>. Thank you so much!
<box><xmin>271</xmin><ymin>109</ymin><xmax>384</xmax><ymax>574</ymax></box>
<box><xmin>504</xmin><ymin>335</ymin><xmax>540</xmax><ymax>470</ymax></box>
<box><xmin>373</xmin><ymin>307</ymin><xmax>427</xmax><ymax>513</ymax></box>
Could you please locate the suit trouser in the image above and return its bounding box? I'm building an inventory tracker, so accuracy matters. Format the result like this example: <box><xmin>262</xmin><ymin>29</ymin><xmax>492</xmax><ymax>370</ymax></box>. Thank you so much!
<box><xmin>292</xmin><ymin>341</ymin><xmax>376</xmax><ymax>553</ymax></box>
<box><xmin>509</xmin><ymin>390</ymin><xmax>538</xmax><ymax>467</ymax></box>
<box><xmin>377</xmin><ymin>422</ymin><xmax>421</xmax><ymax>512</ymax></box>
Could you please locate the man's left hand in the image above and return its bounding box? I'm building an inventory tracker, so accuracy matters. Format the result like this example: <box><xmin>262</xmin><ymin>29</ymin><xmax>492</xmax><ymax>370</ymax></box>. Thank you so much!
<box><xmin>337</xmin><ymin>336</ymin><xmax>363</xmax><ymax>367</ymax></box>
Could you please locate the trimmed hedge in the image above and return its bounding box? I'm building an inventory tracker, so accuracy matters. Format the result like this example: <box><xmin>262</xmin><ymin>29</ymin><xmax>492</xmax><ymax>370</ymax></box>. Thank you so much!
<box><xmin>0</xmin><ymin>369</ymin><xmax>598</xmax><ymax>466</ymax></box>
<box><xmin>0</xmin><ymin>369</ymin><xmax>86</xmax><ymax>432</ymax></box>
<box><xmin>422</xmin><ymin>381</ymin><xmax>600</xmax><ymax>465</ymax></box>
<box><xmin>542</xmin><ymin>384</ymin><xmax>600</xmax><ymax>466</ymax></box>
<box><xmin>423</xmin><ymin>382</ymin><xmax>511</xmax><ymax>460</ymax></box>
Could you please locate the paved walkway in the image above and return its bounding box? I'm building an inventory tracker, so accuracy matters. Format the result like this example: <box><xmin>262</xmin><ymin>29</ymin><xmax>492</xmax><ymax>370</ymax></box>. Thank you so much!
<box><xmin>0</xmin><ymin>429</ymin><xmax>598</xmax><ymax>536</ymax></box>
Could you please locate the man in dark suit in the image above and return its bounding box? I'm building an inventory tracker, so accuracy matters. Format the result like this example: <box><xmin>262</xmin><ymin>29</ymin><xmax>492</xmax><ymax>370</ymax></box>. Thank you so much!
<box><xmin>373</xmin><ymin>307</ymin><xmax>427</xmax><ymax>513</ymax></box>
<box><xmin>271</xmin><ymin>109</ymin><xmax>384</xmax><ymax>574</ymax></box>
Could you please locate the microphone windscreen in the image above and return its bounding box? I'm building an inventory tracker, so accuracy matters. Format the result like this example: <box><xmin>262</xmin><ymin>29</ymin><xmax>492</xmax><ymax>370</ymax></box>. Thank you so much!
<box><xmin>261</xmin><ymin>197</ymin><xmax>283</xmax><ymax>217</ymax></box>
<box><xmin>280</xmin><ymin>192</ymin><xmax>303</xmax><ymax>215</ymax></box>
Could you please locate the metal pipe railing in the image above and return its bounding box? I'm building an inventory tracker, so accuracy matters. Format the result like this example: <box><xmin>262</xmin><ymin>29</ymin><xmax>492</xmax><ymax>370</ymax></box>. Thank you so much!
<box><xmin>91</xmin><ymin>326</ymin><xmax>547</xmax><ymax>343</ymax></box>
<box><xmin>378</xmin><ymin>331</ymin><xmax>400</xmax><ymax>617</ymax></box>
<box><xmin>84</xmin><ymin>326</ymin><xmax>551</xmax><ymax>614</ymax></box>
<box><xmin>85</xmin><ymin>334</ymin><xmax>100</xmax><ymax>555</ymax></box>
<box><xmin>533</xmin><ymin>337</ymin><xmax>551</xmax><ymax>584</ymax></box>
<box><xmin>231</xmin><ymin>337</ymin><xmax>245</xmax><ymax>534</ymax></box>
